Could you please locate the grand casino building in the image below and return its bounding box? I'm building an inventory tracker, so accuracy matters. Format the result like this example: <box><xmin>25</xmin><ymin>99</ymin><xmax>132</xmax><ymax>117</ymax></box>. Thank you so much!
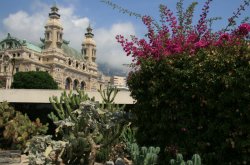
<box><xmin>0</xmin><ymin>5</ymin><xmax>101</xmax><ymax>90</ymax></box>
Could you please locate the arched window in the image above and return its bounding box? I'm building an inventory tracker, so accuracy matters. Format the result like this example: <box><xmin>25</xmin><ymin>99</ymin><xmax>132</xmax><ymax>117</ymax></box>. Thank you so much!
<box><xmin>73</xmin><ymin>79</ymin><xmax>79</xmax><ymax>90</ymax></box>
<box><xmin>80</xmin><ymin>81</ymin><xmax>86</xmax><ymax>90</ymax></box>
<box><xmin>84</xmin><ymin>49</ymin><xmax>87</xmax><ymax>55</ymax></box>
<box><xmin>46</xmin><ymin>32</ymin><xmax>50</xmax><ymax>40</ymax></box>
<box><xmin>65</xmin><ymin>77</ymin><xmax>72</xmax><ymax>90</ymax></box>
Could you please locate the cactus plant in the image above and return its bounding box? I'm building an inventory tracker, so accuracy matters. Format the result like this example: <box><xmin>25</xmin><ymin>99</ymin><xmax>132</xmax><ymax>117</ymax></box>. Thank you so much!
<box><xmin>48</xmin><ymin>89</ymin><xmax>90</xmax><ymax>122</ymax></box>
<box><xmin>170</xmin><ymin>153</ymin><xmax>201</xmax><ymax>165</ymax></box>
<box><xmin>46</xmin><ymin>89</ymin><xmax>128</xmax><ymax>165</ymax></box>
<box><xmin>126</xmin><ymin>143</ymin><xmax>160</xmax><ymax>165</ymax></box>
<box><xmin>98</xmin><ymin>84</ymin><xmax>118</xmax><ymax>105</ymax></box>
<box><xmin>25</xmin><ymin>135</ymin><xmax>66</xmax><ymax>165</ymax></box>
<box><xmin>98</xmin><ymin>84</ymin><xmax>126</xmax><ymax>112</ymax></box>
<box><xmin>121</xmin><ymin>126</ymin><xmax>160</xmax><ymax>165</ymax></box>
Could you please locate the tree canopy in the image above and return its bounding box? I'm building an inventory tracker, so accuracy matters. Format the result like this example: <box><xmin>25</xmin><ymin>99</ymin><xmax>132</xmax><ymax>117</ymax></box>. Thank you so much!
<box><xmin>11</xmin><ymin>71</ymin><xmax>58</xmax><ymax>89</ymax></box>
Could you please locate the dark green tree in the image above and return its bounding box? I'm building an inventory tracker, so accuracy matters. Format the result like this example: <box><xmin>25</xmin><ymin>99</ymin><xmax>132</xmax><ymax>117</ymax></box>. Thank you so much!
<box><xmin>127</xmin><ymin>48</ymin><xmax>250</xmax><ymax>164</ymax></box>
<box><xmin>11</xmin><ymin>71</ymin><xmax>58</xmax><ymax>89</ymax></box>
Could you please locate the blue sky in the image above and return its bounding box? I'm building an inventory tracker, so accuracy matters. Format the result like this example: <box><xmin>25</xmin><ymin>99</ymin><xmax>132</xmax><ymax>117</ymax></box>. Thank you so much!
<box><xmin>0</xmin><ymin>0</ymin><xmax>249</xmax><ymax>69</ymax></box>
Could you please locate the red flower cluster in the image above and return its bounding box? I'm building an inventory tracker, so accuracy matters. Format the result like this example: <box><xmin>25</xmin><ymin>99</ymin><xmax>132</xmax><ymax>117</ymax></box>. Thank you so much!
<box><xmin>116</xmin><ymin>0</ymin><xmax>250</xmax><ymax>65</ymax></box>
<box><xmin>237</xmin><ymin>23</ymin><xmax>250</xmax><ymax>36</ymax></box>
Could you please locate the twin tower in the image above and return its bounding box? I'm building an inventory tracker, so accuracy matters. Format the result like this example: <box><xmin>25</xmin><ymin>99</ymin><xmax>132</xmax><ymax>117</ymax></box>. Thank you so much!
<box><xmin>44</xmin><ymin>5</ymin><xmax>96</xmax><ymax>64</ymax></box>
<box><xmin>0</xmin><ymin>4</ymin><xmax>100</xmax><ymax>90</ymax></box>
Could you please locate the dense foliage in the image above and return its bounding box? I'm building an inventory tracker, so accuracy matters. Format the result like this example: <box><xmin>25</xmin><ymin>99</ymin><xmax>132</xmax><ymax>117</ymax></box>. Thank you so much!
<box><xmin>128</xmin><ymin>48</ymin><xmax>250</xmax><ymax>164</ymax></box>
<box><xmin>11</xmin><ymin>71</ymin><xmax>58</xmax><ymax>89</ymax></box>
<box><xmin>0</xmin><ymin>101</ymin><xmax>48</xmax><ymax>151</ymax></box>
<box><xmin>116</xmin><ymin>0</ymin><xmax>250</xmax><ymax>164</ymax></box>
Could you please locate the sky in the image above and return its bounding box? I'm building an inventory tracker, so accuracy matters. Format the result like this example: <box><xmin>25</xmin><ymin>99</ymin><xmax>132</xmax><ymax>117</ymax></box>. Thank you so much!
<box><xmin>0</xmin><ymin>0</ymin><xmax>249</xmax><ymax>69</ymax></box>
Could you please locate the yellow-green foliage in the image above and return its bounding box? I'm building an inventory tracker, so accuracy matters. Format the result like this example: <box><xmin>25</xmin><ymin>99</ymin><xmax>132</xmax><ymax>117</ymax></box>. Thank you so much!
<box><xmin>0</xmin><ymin>101</ymin><xmax>16</xmax><ymax>126</ymax></box>
<box><xmin>0</xmin><ymin>102</ymin><xmax>48</xmax><ymax>151</ymax></box>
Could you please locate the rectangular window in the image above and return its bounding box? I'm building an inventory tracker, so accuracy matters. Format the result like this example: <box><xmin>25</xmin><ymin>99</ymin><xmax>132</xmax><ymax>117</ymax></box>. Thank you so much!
<box><xmin>16</xmin><ymin>67</ymin><xmax>19</xmax><ymax>73</ymax></box>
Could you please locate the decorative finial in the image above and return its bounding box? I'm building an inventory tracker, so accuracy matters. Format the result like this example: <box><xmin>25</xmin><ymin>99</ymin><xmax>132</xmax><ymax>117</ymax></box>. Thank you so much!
<box><xmin>7</xmin><ymin>33</ymin><xmax>11</xmax><ymax>39</ymax></box>
<box><xmin>87</xmin><ymin>24</ymin><xmax>92</xmax><ymax>33</ymax></box>
<box><xmin>49</xmin><ymin>1</ymin><xmax>60</xmax><ymax>19</ymax></box>
<box><xmin>53</xmin><ymin>0</ymin><xmax>57</xmax><ymax>7</ymax></box>
<box><xmin>85</xmin><ymin>24</ymin><xmax>94</xmax><ymax>38</ymax></box>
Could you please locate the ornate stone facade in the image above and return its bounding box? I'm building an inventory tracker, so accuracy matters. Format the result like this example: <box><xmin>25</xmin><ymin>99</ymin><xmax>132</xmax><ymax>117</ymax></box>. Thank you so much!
<box><xmin>0</xmin><ymin>5</ymin><xmax>101</xmax><ymax>91</ymax></box>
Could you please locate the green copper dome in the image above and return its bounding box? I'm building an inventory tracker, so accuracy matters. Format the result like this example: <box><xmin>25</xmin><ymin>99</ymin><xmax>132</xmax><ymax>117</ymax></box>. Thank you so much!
<box><xmin>61</xmin><ymin>43</ymin><xmax>84</xmax><ymax>60</ymax></box>
<box><xmin>0</xmin><ymin>33</ymin><xmax>42</xmax><ymax>52</ymax></box>
<box><xmin>24</xmin><ymin>42</ymin><xmax>42</xmax><ymax>53</ymax></box>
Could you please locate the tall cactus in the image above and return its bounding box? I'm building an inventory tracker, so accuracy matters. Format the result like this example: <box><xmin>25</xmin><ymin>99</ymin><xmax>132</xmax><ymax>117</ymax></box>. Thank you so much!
<box><xmin>98</xmin><ymin>84</ymin><xmax>123</xmax><ymax>111</ymax></box>
<box><xmin>98</xmin><ymin>84</ymin><xmax>119</xmax><ymax>104</ymax></box>
<box><xmin>48</xmin><ymin>89</ymin><xmax>90</xmax><ymax>121</ymax></box>
<box><xmin>170</xmin><ymin>153</ymin><xmax>202</xmax><ymax>165</ymax></box>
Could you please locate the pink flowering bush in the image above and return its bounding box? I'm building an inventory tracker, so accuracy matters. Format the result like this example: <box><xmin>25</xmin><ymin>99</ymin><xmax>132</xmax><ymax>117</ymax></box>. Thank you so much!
<box><xmin>116</xmin><ymin>0</ymin><xmax>250</xmax><ymax>164</ymax></box>
<box><xmin>116</xmin><ymin>1</ymin><xmax>250</xmax><ymax>65</ymax></box>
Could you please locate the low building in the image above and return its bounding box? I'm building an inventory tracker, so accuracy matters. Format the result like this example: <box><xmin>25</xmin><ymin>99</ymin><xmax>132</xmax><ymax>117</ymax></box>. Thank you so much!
<box><xmin>111</xmin><ymin>76</ymin><xmax>128</xmax><ymax>90</ymax></box>
<box><xmin>0</xmin><ymin>5</ymin><xmax>101</xmax><ymax>91</ymax></box>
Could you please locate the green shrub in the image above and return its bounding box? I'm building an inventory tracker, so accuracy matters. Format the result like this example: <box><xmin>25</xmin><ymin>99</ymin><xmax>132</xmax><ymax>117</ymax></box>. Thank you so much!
<box><xmin>11</xmin><ymin>71</ymin><xmax>58</xmax><ymax>89</ymax></box>
<box><xmin>127</xmin><ymin>48</ymin><xmax>250</xmax><ymax>164</ymax></box>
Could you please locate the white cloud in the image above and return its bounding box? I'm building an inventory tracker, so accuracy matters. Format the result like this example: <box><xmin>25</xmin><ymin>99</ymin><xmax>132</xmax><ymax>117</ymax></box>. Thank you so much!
<box><xmin>72</xmin><ymin>18</ymin><xmax>89</xmax><ymax>28</ymax></box>
<box><xmin>1</xmin><ymin>1</ymin><xmax>136</xmax><ymax>70</ymax></box>
<box><xmin>3</xmin><ymin>10</ymin><xmax>47</xmax><ymax>43</ymax></box>
<box><xmin>95</xmin><ymin>23</ymin><xmax>135</xmax><ymax>69</ymax></box>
